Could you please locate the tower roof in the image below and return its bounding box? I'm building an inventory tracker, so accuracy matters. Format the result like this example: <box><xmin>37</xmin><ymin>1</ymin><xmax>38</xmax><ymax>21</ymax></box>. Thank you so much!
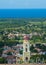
<box><xmin>23</xmin><ymin>35</ymin><xmax>29</xmax><ymax>40</ymax></box>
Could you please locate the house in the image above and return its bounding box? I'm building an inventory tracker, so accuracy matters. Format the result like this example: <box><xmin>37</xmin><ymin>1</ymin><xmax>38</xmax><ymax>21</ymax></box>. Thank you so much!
<box><xmin>6</xmin><ymin>55</ymin><xmax>16</xmax><ymax>64</ymax></box>
<box><xmin>39</xmin><ymin>51</ymin><xmax>46</xmax><ymax>55</ymax></box>
<box><xmin>2</xmin><ymin>48</ymin><xmax>17</xmax><ymax>64</ymax></box>
<box><xmin>8</xmin><ymin>33</ymin><xmax>15</xmax><ymax>39</ymax></box>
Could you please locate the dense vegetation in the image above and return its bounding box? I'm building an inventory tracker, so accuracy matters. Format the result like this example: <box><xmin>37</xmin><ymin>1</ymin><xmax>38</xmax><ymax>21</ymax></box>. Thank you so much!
<box><xmin>0</xmin><ymin>18</ymin><xmax>46</xmax><ymax>32</ymax></box>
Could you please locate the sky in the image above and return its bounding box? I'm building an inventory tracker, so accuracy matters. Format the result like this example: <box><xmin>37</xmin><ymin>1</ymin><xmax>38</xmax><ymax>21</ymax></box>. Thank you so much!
<box><xmin>0</xmin><ymin>0</ymin><xmax>46</xmax><ymax>9</ymax></box>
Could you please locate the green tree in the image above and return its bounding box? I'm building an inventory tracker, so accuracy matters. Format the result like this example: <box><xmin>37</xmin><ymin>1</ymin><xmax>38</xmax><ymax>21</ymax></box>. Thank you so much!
<box><xmin>0</xmin><ymin>57</ymin><xmax>7</xmax><ymax>64</ymax></box>
<box><xmin>0</xmin><ymin>48</ymin><xmax>3</xmax><ymax>56</ymax></box>
<box><xmin>19</xmin><ymin>50</ymin><xmax>23</xmax><ymax>54</ymax></box>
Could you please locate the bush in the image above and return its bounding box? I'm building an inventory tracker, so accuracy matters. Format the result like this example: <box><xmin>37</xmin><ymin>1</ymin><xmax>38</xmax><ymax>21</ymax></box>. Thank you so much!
<box><xmin>0</xmin><ymin>57</ymin><xmax>7</xmax><ymax>64</ymax></box>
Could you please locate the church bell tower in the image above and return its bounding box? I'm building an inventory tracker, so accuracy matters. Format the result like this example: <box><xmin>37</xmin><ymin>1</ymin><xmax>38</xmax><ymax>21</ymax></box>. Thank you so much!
<box><xmin>23</xmin><ymin>35</ymin><xmax>30</xmax><ymax>62</ymax></box>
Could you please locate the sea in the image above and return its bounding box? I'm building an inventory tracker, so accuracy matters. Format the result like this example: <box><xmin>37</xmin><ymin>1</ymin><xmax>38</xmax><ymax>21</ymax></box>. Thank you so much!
<box><xmin>0</xmin><ymin>9</ymin><xmax>46</xmax><ymax>18</ymax></box>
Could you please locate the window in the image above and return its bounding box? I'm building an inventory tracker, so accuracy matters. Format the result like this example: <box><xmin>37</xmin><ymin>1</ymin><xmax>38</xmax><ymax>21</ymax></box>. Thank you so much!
<box><xmin>25</xmin><ymin>57</ymin><xmax>28</xmax><ymax>61</ymax></box>
<box><xmin>26</xmin><ymin>44</ymin><xmax>27</xmax><ymax>47</ymax></box>
<box><xmin>26</xmin><ymin>48</ymin><xmax>27</xmax><ymax>52</ymax></box>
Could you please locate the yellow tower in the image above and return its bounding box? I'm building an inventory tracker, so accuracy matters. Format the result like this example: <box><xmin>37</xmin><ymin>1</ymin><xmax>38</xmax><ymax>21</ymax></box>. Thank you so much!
<box><xmin>23</xmin><ymin>35</ymin><xmax>30</xmax><ymax>62</ymax></box>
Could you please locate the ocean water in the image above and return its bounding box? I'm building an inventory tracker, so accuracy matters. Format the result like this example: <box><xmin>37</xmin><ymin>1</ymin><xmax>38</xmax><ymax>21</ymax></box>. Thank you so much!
<box><xmin>0</xmin><ymin>9</ymin><xmax>46</xmax><ymax>18</ymax></box>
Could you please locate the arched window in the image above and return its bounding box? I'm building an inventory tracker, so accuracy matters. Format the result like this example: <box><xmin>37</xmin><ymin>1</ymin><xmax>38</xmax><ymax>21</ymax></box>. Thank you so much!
<box><xmin>26</xmin><ymin>48</ymin><xmax>27</xmax><ymax>52</ymax></box>
<box><xmin>25</xmin><ymin>57</ymin><xmax>28</xmax><ymax>61</ymax></box>
<box><xmin>26</xmin><ymin>44</ymin><xmax>27</xmax><ymax>47</ymax></box>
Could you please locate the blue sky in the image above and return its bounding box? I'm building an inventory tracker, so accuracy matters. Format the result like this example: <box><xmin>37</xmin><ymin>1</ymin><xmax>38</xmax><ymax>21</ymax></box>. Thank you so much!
<box><xmin>0</xmin><ymin>0</ymin><xmax>46</xmax><ymax>9</ymax></box>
